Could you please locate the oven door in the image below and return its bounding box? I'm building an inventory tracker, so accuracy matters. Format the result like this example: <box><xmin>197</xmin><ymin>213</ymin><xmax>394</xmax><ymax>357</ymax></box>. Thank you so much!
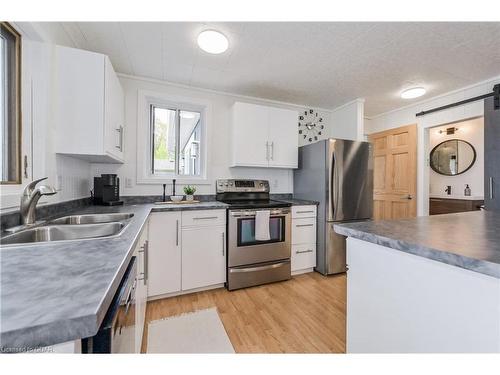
<box><xmin>228</xmin><ymin>208</ymin><xmax>291</xmax><ymax>267</ymax></box>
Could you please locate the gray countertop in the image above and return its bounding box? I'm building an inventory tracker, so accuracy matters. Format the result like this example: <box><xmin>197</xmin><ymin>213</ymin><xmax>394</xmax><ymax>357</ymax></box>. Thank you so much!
<box><xmin>334</xmin><ymin>211</ymin><xmax>500</xmax><ymax>279</ymax></box>
<box><xmin>274</xmin><ymin>198</ymin><xmax>319</xmax><ymax>206</ymax></box>
<box><xmin>0</xmin><ymin>200</ymin><xmax>228</xmax><ymax>350</ymax></box>
<box><xmin>151</xmin><ymin>200</ymin><xmax>228</xmax><ymax>211</ymax></box>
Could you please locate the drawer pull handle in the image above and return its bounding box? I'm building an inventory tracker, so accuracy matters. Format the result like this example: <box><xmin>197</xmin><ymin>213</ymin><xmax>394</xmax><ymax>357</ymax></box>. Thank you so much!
<box><xmin>296</xmin><ymin>210</ymin><xmax>314</xmax><ymax>214</ymax></box>
<box><xmin>296</xmin><ymin>223</ymin><xmax>314</xmax><ymax>227</ymax></box>
<box><xmin>296</xmin><ymin>249</ymin><xmax>313</xmax><ymax>254</ymax></box>
<box><xmin>193</xmin><ymin>216</ymin><xmax>218</xmax><ymax>220</ymax></box>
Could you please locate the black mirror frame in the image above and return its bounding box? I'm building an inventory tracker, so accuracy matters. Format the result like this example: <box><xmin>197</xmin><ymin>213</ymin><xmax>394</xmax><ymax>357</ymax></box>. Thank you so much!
<box><xmin>429</xmin><ymin>138</ymin><xmax>477</xmax><ymax>176</ymax></box>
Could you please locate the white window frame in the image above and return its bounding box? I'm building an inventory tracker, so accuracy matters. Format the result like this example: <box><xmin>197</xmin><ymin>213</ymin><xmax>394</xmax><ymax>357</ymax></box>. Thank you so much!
<box><xmin>136</xmin><ymin>90</ymin><xmax>210</xmax><ymax>185</ymax></box>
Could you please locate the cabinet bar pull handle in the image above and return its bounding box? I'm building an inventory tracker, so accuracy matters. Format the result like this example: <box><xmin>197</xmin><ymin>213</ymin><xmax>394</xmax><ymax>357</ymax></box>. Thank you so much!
<box><xmin>176</xmin><ymin>220</ymin><xmax>179</xmax><ymax>246</ymax></box>
<box><xmin>144</xmin><ymin>240</ymin><xmax>149</xmax><ymax>282</ymax></box>
<box><xmin>266</xmin><ymin>141</ymin><xmax>269</xmax><ymax>161</ymax></box>
<box><xmin>221</xmin><ymin>232</ymin><xmax>225</xmax><ymax>256</ymax></box>
<box><xmin>116</xmin><ymin>126</ymin><xmax>123</xmax><ymax>151</ymax></box>
<box><xmin>23</xmin><ymin>155</ymin><xmax>28</xmax><ymax>178</ymax></box>
<box><xmin>270</xmin><ymin>141</ymin><xmax>274</xmax><ymax>161</ymax></box>
<box><xmin>296</xmin><ymin>249</ymin><xmax>313</xmax><ymax>254</ymax></box>
<box><xmin>193</xmin><ymin>216</ymin><xmax>218</xmax><ymax>220</ymax></box>
<box><xmin>296</xmin><ymin>223</ymin><xmax>314</xmax><ymax>227</ymax></box>
<box><xmin>489</xmin><ymin>177</ymin><xmax>494</xmax><ymax>200</ymax></box>
<box><xmin>296</xmin><ymin>210</ymin><xmax>314</xmax><ymax>214</ymax></box>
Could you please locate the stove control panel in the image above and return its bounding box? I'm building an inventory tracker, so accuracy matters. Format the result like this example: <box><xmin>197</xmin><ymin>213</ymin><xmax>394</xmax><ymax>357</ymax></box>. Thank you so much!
<box><xmin>216</xmin><ymin>179</ymin><xmax>269</xmax><ymax>193</ymax></box>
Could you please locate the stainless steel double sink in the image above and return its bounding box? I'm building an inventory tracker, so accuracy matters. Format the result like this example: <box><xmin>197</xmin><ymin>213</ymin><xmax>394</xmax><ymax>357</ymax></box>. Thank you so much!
<box><xmin>1</xmin><ymin>213</ymin><xmax>134</xmax><ymax>245</ymax></box>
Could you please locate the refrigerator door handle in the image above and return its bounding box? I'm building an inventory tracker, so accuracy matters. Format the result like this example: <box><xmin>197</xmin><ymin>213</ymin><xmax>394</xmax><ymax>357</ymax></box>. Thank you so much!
<box><xmin>329</xmin><ymin>145</ymin><xmax>339</xmax><ymax>221</ymax></box>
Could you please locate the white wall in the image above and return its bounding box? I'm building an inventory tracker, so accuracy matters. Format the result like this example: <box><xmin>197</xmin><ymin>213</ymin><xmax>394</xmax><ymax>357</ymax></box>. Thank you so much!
<box><xmin>365</xmin><ymin>75</ymin><xmax>500</xmax><ymax>216</ymax></box>
<box><xmin>91</xmin><ymin>75</ymin><xmax>335</xmax><ymax>196</ymax></box>
<box><xmin>0</xmin><ymin>24</ymin><xmax>91</xmax><ymax>211</ymax></box>
<box><xmin>429</xmin><ymin>118</ymin><xmax>484</xmax><ymax>199</ymax></box>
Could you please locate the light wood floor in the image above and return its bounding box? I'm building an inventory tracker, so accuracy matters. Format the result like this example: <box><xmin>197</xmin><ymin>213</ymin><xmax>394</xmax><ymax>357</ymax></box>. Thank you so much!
<box><xmin>142</xmin><ymin>272</ymin><xmax>346</xmax><ymax>353</ymax></box>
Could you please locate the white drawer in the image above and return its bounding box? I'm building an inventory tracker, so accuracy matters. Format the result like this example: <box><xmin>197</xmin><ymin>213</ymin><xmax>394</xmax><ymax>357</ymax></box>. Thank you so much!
<box><xmin>182</xmin><ymin>209</ymin><xmax>226</xmax><ymax>227</ymax></box>
<box><xmin>292</xmin><ymin>205</ymin><xmax>317</xmax><ymax>219</ymax></box>
<box><xmin>291</xmin><ymin>243</ymin><xmax>316</xmax><ymax>271</ymax></box>
<box><xmin>292</xmin><ymin>217</ymin><xmax>316</xmax><ymax>244</ymax></box>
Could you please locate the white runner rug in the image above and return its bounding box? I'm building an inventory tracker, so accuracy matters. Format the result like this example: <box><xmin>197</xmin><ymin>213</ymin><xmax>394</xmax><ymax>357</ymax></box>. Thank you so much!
<box><xmin>146</xmin><ymin>308</ymin><xmax>235</xmax><ymax>353</ymax></box>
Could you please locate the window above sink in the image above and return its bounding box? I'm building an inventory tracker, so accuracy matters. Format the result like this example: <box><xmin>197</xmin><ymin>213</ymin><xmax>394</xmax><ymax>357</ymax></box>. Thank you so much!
<box><xmin>136</xmin><ymin>90</ymin><xmax>210</xmax><ymax>185</ymax></box>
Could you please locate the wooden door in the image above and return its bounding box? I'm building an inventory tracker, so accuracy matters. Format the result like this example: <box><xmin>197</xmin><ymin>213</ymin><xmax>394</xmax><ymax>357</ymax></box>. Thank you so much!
<box><xmin>368</xmin><ymin>124</ymin><xmax>417</xmax><ymax>220</ymax></box>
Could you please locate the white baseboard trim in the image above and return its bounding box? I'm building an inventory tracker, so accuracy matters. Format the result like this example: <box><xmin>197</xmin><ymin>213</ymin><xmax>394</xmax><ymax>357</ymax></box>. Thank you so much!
<box><xmin>147</xmin><ymin>283</ymin><xmax>225</xmax><ymax>301</ymax></box>
<box><xmin>292</xmin><ymin>268</ymin><xmax>315</xmax><ymax>276</ymax></box>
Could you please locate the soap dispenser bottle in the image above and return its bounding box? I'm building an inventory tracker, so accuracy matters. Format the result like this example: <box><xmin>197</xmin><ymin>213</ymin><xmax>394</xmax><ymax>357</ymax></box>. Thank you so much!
<box><xmin>464</xmin><ymin>184</ymin><xmax>471</xmax><ymax>196</ymax></box>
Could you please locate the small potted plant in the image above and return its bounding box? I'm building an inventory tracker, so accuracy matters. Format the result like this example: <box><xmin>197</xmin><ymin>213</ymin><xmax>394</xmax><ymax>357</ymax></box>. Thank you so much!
<box><xmin>183</xmin><ymin>185</ymin><xmax>196</xmax><ymax>201</ymax></box>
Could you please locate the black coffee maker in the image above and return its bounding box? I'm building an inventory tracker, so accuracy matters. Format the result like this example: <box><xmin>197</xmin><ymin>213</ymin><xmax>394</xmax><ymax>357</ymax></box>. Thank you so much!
<box><xmin>93</xmin><ymin>174</ymin><xmax>123</xmax><ymax>206</ymax></box>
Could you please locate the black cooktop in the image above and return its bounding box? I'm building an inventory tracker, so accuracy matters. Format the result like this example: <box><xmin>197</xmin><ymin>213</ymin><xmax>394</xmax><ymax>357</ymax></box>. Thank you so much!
<box><xmin>217</xmin><ymin>199</ymin><xmax>292</xmax><ymax>209</ymax></box>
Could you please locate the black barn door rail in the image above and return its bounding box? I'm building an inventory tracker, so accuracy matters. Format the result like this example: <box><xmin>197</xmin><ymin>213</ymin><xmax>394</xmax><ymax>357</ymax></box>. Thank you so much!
<box><xmin>416</xmin><ymin>84</ymin><xmax>500</xmax><ymax>117</ymax></box>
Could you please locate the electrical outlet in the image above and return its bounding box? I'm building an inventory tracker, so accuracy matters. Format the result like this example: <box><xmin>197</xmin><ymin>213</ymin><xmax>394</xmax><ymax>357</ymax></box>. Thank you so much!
<box><xmin>273</xmin><ymin>179</ymin><xmax>279</xmax><ymax>189</ymax></box>
<box><xmin>125</xmin><ymin>177</ymin><xmax>133</xmax><ymax>189</ymax></box>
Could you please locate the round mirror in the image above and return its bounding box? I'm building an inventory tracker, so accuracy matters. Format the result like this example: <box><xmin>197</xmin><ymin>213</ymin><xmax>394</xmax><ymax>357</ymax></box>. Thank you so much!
<box><xmin>430</xmin><ymin>139</ymin><xmax>476</xmax><ymax>176</ymax></box>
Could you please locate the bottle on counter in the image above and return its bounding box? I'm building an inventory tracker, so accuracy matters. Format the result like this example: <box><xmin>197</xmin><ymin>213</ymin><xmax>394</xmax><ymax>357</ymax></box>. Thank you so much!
<box><xmin>464</xmin><ymin>184</ymin><xmax>471</xmax><ymax>196</ymax></box>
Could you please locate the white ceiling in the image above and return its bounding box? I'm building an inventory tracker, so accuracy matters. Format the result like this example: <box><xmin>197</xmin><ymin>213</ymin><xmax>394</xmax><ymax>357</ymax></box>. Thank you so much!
<box><xmin>59</xmin><ymin>22</ymin><xmax>500</xmax><ymax>117</ymax></box>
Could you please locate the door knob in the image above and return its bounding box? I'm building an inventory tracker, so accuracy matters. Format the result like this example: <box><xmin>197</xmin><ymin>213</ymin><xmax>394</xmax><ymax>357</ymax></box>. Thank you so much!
<box><xmin>401</xmin><ymin>195</ymin><xmax>412</xmax><ymax>200</ymax></box>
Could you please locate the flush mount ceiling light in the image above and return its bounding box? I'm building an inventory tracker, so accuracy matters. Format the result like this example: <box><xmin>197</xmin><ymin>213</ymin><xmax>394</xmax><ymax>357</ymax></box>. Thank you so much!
<box><xmin>401</xmin><ymin>87</ymin><xmax>426</xmax><ymax>99</ymax></box>
<box><xmin>197</xmin><ymin>30</ymin><xmax>228</xmax><ymax>54</ymax></box>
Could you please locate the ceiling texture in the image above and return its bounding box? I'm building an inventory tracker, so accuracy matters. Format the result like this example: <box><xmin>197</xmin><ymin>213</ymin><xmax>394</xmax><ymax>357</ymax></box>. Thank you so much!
<box><xmin>59</xmin><ymin>22</ymin><xmax>500</xmax><ymax>117</ymax></box>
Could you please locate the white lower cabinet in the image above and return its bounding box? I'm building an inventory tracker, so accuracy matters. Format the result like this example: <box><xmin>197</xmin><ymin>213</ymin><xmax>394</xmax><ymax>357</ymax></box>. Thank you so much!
<box><xmin>291</xmin><ymin>243</ymin><xmax>316</xmax><ymax>272</ymax></box>
<box><xmin>147</xmin><ymin>209</ymin><xmax>226</xmax><ymax>299</ymax></box>
<box><xmin>148</xmin><ymin>212</ymin><xmax>181</xmax><ymax>297</ymax></box>
<box><xmin>291</xmin><ymin>205</ymin><xmax>317</xmax><ymax>273</ymax></box>
<box><xmin>181</xmin><ymin>225</ymin><xmax>226</xmax><ymax>290</ymax></box>
<box><xmin>134</xmin><ymin>219</ymin><xmax>149</xmax><ymax>353</ymax></box>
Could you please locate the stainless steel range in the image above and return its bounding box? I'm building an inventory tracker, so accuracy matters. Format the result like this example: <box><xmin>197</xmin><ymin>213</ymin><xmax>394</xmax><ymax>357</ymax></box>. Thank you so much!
<box><xmin>216</xmin><ymin>179</ymin><xmax>292</xmax><ymax>290</ymax></box>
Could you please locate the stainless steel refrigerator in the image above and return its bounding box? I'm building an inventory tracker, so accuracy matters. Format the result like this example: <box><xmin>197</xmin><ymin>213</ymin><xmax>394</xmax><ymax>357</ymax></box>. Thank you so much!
<box><xmin>293</xmin><ymin>139</ymin><xmax>373</xmax><ymax>275</ymax></box>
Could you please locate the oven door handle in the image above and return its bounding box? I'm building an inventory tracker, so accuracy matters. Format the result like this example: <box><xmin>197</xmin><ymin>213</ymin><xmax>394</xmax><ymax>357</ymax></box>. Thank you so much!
<box><xmin>230</xmin><ymin>210</ymin><xmax>289</xmax><ymax>217</ymax></box>
<box><xmin>229</xmin><ymin>261</ymin><xmax>290</xmax><ymax>273</ymax></box>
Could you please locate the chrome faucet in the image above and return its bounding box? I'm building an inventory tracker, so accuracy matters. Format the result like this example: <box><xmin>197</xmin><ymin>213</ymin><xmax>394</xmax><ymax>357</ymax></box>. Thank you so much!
<box><xmin>20</xmin><ymin>177</ymin><xmax>57</xmax><ymax>225</ymax></box>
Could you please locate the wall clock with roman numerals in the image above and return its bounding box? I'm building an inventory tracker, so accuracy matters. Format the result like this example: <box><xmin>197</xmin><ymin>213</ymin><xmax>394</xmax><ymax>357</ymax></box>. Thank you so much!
<box><xmin>298</xmin><ymin>109</ymin><xmax>324</xmax><ymax>143</ymax></box>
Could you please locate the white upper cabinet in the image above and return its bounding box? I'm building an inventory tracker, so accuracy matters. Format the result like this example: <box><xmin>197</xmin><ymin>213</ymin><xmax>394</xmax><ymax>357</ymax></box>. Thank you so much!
<box><xmin>230</xmin><ymin>102</ymin><xmax>269</xmax><ymax>167</ymax></box>
<box><xmin>54</xmin><ymin>45</ymin><xmax>124</xmax><ymax>163</ymax></box>
<box><xmin>231</xmin><ymin>102</ymin><xmax>298</xmax><ymax>168</ymax></box>
<box><xmin>267</xmin><ymin>106</ymin><xmax>299</xmax><ymax>168</ymax></box>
